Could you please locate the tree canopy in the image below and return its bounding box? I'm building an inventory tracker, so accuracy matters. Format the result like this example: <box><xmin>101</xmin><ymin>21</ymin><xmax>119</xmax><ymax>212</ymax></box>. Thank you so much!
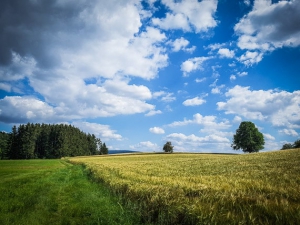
<box><xmin>163</xmin><ymin>141</ymin><xmax>174</xmax><ymax>153</ymax></box>
<box><xmin>100</xmin><ymin>142</ymin><xmax>108</xmax><ymax>155</ymax></box>
<box><xmin>2</xmin><ymin>123</ymin><xmax>102</xmax><ymax>159</ymax></box>
<box><xmin>281</xmin><ymin>139</ymin><xmax>300</xmax><ymax>150</ymax></box>
<box><xmin>232</xmin><ymin>121</ymin><xmax>265</xmax><ymax>153</ymax></box>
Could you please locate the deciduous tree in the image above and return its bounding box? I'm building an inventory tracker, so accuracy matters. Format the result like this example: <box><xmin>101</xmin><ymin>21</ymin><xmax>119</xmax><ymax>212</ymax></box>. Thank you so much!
<box><xmin>232</xmin><ymin>121</ymin><xmax>264</xmax><ymax>153</ymax></box>
<box><xmin>163</xmin><ymin>141</ymin><xmax>174</xmax><ymax>153</ymax></box>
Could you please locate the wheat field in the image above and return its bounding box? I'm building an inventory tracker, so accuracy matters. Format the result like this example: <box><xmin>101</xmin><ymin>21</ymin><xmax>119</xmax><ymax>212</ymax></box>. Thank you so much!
<box><xmin>69</xmin><ymin>150</ymin><xmax>300</xmax><ymax>224</ymax></box>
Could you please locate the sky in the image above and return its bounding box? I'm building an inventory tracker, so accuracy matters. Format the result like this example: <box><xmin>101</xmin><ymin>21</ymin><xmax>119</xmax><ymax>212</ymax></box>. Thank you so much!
<box><xmin>0</xmin><ymin>0</ymin><xmax>299</xmax><ymax>153</ymax></box>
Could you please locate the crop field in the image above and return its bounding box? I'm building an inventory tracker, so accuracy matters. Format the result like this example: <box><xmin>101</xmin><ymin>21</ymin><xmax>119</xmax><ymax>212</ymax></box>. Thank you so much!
<box><xmin>69</xmin><ymin>150</ymin><xmax>300</xmax><ymax>225</ymax></box>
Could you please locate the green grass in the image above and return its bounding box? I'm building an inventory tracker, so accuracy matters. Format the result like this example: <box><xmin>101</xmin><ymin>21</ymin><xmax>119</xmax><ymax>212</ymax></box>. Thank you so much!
<box><xmin>0</xmin><ymin>159</ymin><xmax>138</xmax><ymax>225</ymax></box>
<box><xmin>70</xmin><ymin>150</ymin><xmax>300</xmax><ymax>225</ymax></box>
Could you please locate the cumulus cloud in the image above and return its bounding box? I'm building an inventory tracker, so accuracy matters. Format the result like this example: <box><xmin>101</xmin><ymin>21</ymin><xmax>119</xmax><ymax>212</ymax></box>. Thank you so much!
<box><xmin>279</xmin><ymin>128</ymin><xmax>298</xmax><ymax>137</ymax></box>
<box><xmin>0</xmin><ymin>96</ymin><xmax>57</xmax><ymax>123</ymax></box>
<box><xmin>168</xmin><ymin>113</ymin><xmax>231</xmax><ymax>130</ymax></box>
<box><xmin>217</xmin><ymin>85</ymin><xmax>300</xmax><ymax>130</ymax></box>
<box><xmin>233</xmin><ymin>116</ymin><xmax>242</xmax><ymax>123</ymax></box>
<box><xmin>72</xmin><ymin>121</ymin><xmax>122</xmax><ymax>140</ymax></box>
<box><xmin>149</xmin><ymin>126</ymin><xmax>165</xmax><ymax>134</ymax></box>
<box><xmin>239</xmin><ymin>51</ymin><xmax>263</xmax><ymax>66</ymax></box>
<box><xmin>235</xmin><ymin>0</ymin><xmax>300</xmax><ymax>57</ymax></box>
<box><xmin>181</xmin><ymin>57</ymin><xmax>210</xmax><ymax>77</ymax></box>
<box><xmin>152</xmin><ymin>0</ymin><xmax>218</xmax><ymax>33</ymax></box>
<box><xmin>169</xmin><ymin>37</ymin><xmax>196</xmax><ymax>53</ymax></box>
<box><xmin>130</xmin><ymin>141</ymin><xmax>159</xmax><ymax>151</ymax></box>
<box><xmin>183</xmin><ymin>96</ymin><xmax>206</xmax><ymax>106</ymax></box>
<box><xmin>166</xmin><ymin>133</ymin><xmax>231</xmax><ymax>152</ymax></box>
<box><xmin>230</xmin><ymin>75</ymin><xmax>236</xmax><ymax>81</ymax></box>
<box><xmin>238</xmin><ymin>72</ymin><xmax>248</xmax><ymax>77</ymax></box>
<box><xmin>263</xmin><ymin>133</ymin><xmax>275</xmax><ymax>141</ymax></box>
<box><xmin>218</xmin><ymin>48</ymin><xmax>235</xmax><ymax>58</ymax></box>
<box><xmin>152</xmin><ymin>13</ymin><xmax>191</xmax><ymax>31</ymax></box>
<box><xmin>145</xmin><ymin>110</ymin><xmax>162</xmax><ymax>117</ymax></box>
<box><xmin>167</xmin><ymin>133</ymin><xmax>230</xmax><ymax>143</ymax></box>
<box><xmin>0</xmin><ymin>0</ymin><xmax>171</xmax><ymax>123</ymax></box>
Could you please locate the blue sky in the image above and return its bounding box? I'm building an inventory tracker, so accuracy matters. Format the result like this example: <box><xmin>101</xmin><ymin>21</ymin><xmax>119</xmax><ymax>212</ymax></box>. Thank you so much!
<box><xmin>0</xmin><ymin>0</ymin><xmax>299</xmax><ymax>153</ymax></box>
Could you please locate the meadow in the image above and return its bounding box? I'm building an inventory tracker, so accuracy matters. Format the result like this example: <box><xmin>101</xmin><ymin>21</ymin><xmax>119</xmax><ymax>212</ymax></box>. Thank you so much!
<box><xmin>69</xmin><ymin>150</ymin><xmax>300</xmax><ymax>225</ymax></box>
<box><xmin>0</xmin><ymin>159</ymin><xmax>138</xmax><ymax>225</ymax></box>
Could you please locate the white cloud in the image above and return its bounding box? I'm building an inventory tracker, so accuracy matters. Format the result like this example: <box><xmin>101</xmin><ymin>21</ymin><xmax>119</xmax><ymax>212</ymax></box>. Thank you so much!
<box><xmin>169</xmin><ymin>37</ymin><xmax>196</xmax><ymax>53</ymax></box>
<box><xmin>218</xmin><ymin>48</ymin><xmax>235</xmax><ymax>58</ymax></box>
<box><xmin>183</xmin><ymin>96</ymin><xmax>206</xmax><ymax>106</ymax></box>
<box><xmin>233</xmin><ymin>116</ymin><xmax>242</xmax><ymax>123</ymax></box>
<box><xmin>161</xmin><ymin>93</ymin><xmax>176</xmax><ymax>102</ymax></box>
<box><xmin>211</xmin><ymin>85</ymin><xmax>225</xmax><ymax>94</ymax></box>
<box><xmin>230</xmin><ymin>72</ymin><xmax>247</xmax><ymax>81</ymax></box>
<box><xmin>244</xmin><ymin>0</ymin><xmax>251</xmax><ymax>6</ymax></box>
<box><xmin>145</xmin><ymin>110</ymin><xmax>162</xmax><ymax>117</ymax></box>
<box><xmin>195</xmin><ymin>78</ymin><xmax>206</xmax><ymax>83</ymax></box>
<box><xmin>210</xmin><ymin>79</ymin><xmax>225</xmax><ymax>94</ymax></box>
<box><xmin>0</xmin><ymin>52</ymin><xmax>36</xmax><ymax>82</ymax></box>
<box><xmin>235</xmin><ymin>0</ymin><xmax>300</xmax><ymax>52</ymax></box>
<box><xmin>130</xmin><ymin>141</ymin><xmax>159</xmax><ymax>151</ymax></box>
<box><xmin>279</xmin><ymin>128</ymin><xmax>298</xmax><ymax>137</ymax></box>
<box><xmin>238</xmin><ymin>71</ymin><xmax>248</xmax><ymax>77</ymax></box>
<box><xmin>217</xmin><ymin>85</ymin><xmax>300</xmax><ymax>130</ymax></box>
<box><xmin>167</xmin><ymin>133</ymin><xmax>230</xmax><ymax>143</ymax></box>
<box><xmin>181</xmin><ymin>57</ymin><xmax>210</xmax><ymax>77</ymax></box>
<box><xmin>153</xmin><ymin>91</ymin><xmax>176</xmax><ymax>102</ymax></box>
<box><xmin>72</xmin><ymin>121</ymin><xmax>122</xmax><ymax>140</ymax></box>
<box><xmin>207</xmin><ymin>43</ymin><xmax>226</xmax><ymax>51</ymax></box>
<box><xmin>0</xmin><ymin>1</ymin><xmax>172</xmax><ymax>124</ymax></box>
<box><xmin>165</xmin><ymin>132</ymin><xmax>231</xmax><ymax>152</ymax></box>
<box><xmin>152</xmin><ymin>0</ymin><xmax>218</xmax><ymax>33</ymax></box>
<box><xmin>169</xmin><ymin>113</ymin><xmax>231</xmax><ymax>130</ymax></box>
<box><xmin>102</xmin><ymin>78</ymin><xmax>152</xmax><ymax>100</ymax></box>
<box><xmin>152</xmin><ymin>13</ymin><xmax>191</xmax><ymax>31</ymax></box>
<box><xmin>263</xmin><ymin>133</ymin><xmax>275</xmax><ymax>141</ymax></box>
<box><xmin>239</xmin><ymin>51</ymin><xmax>263</xmax><ymax>66</ymax></box>
<box><xmin>230</xmin><ymin>75</ymin><xmax>236</xmax><ymax>81</ymax></box>
<box><xmin>0</xmin><ymin>83</ymin><xmax>11</xmax><ymax>92</ymax></box>
<box><xmin>149</xmin><ymin>126</ymin><xmax>165</xmax><ymax>134</ymax></box>
<box><xmin>0</xmin><ymin>96</ymin><xmax>57</xmax><ymax>123</ymax></box>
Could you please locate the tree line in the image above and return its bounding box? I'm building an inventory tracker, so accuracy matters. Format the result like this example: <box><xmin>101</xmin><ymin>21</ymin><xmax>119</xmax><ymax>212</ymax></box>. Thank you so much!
<box><xmin>281</xmin><ymin>139</ymin><xmax>300</xmax><ymax>150</ymax></box>
<box><xmin>0</xmin><ymin>123</ymin><xmax>108</xmax><ymax>159</ymax></box>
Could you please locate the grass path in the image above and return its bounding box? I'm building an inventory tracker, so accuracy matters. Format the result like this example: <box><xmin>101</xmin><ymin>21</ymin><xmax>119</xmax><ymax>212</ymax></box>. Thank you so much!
<box><xmin>0</xmin><ymin>159</ymin><xmax>138</xmax><ymax>225</ymax></box>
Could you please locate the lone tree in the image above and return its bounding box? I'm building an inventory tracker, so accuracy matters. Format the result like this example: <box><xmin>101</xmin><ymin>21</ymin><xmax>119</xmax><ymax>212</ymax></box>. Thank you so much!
<box><xmin>232</xmin><ymin>121</ymin><xmax>264</xmax><ymax>153</ymax></box>
<box><xmin>163</xmin><ymin>141</ymin><xmax>174</xmax><ymax>153</ymax></box>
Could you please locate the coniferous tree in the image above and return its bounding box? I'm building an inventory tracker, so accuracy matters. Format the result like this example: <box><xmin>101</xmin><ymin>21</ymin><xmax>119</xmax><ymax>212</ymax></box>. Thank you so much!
<box><xmin>100</xmin><ymin>142</ymin><xmax>108</xmax><ymax>155</ymax></box>
<box><xmin>0</xmin><ymin>131</ymin><xmax>9</xmax><ymax>159</ymax></box>
<box><xmin>5</xmin><ymin>123</ymin><xmax>99</xmax><ymax>159</ymax></box>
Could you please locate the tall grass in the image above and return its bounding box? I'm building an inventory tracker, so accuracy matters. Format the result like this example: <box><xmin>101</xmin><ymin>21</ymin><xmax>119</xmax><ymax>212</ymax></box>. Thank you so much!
<box><xmin>0</xmin><ymin>159</ymin><xmax>138</xmax><ymax>225</ymax></box>
<box><xmin>70</xmin><ymin>150</ymin><xmax>300</xmax><ymax>224</ymax></box>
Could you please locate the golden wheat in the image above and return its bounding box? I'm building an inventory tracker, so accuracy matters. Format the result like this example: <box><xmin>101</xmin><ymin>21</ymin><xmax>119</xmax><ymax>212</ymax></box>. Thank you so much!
<box><xmin>69</xmin><ymin>150</ymin><xmax>300</xmax><ymax>224</ymax></box>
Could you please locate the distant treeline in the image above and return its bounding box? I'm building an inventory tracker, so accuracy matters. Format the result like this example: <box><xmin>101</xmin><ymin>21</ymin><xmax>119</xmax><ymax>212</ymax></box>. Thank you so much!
<box><xmin>0</xmin><ymin>123</ymin><xmax>106</xmax><ymax>159</ymax></box>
